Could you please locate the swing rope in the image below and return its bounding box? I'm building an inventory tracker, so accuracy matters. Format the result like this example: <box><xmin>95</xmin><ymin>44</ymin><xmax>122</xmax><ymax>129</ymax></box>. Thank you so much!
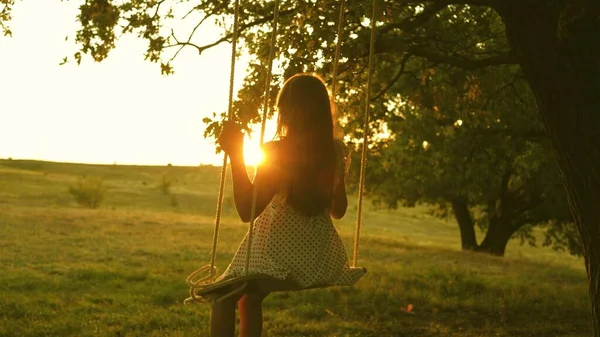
<box><xmin>353</xmin><ymin>0</ymin><xmax>377</xmax><ymax>268</ymax></box>
<box><xmin>210</xmin><ymin>0</ymin><xmax>242</xmax><ymax>279</ymax></box>
<box><xmin>185</xmin><ymin>0</ymin><xmax>242</xmax><ymax>299</ymax></box>
<box><xmin>245</xmin><ymin>0</ymin><xmax>281</xmax><ymax>276</ymax></box>
<box><xmin>330</xmin><ymin>0</ymin><xmax>345</xmax><ymax>98</ymax></box>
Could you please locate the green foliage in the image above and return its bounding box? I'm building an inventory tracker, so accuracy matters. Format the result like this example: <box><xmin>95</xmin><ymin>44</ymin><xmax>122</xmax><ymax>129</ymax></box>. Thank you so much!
<box><xmin>544</xmin><ymin>221</ymin><xmax>583</xmax><ymax>255</ymax></box>
<box><xmin>364</xmin><ymin>63</ymin><xmax>574</xmax><ymax>253</ymax></box>
<box><xmin>74</xmin><ymin>0</ymin><xmax>170</xmax><ymax>69</ymax></box>
<box><xmin>32</xmin><ymin>1</ymin><xmax>518</xmax><ymax>146</ymax></box>
<box><xmin>0</xmin><ymin>0</ymin><xmax>14</xmax><ymax>37</ymax></box>
<box><xmin>54</xmin><ymin>1</ymin><xmax>518</xmax><ymax>132</ymax></box>
<box><xmin>68</xmin><ymin>176</ymin><xmax>107</xmax><ymax>209</ymax></box>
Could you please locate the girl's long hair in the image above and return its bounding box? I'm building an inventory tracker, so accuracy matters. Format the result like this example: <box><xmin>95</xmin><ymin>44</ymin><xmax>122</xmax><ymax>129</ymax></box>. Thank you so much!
<box><xmin>275</xmin><ymin>73</ymin><xmax>337</xmax><ymax>216</ymax></box>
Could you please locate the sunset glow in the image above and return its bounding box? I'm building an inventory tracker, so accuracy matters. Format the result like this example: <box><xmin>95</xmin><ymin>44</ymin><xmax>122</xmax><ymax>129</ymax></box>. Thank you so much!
<box><xmin>0</xmin><ymin>1</ymin><xmax>251</xmax><ymax>167</ymax></box>
<box><xmin>243</xmin><ymin>138</ymin><xmax>265</xmax><ymax>166</ymax></box>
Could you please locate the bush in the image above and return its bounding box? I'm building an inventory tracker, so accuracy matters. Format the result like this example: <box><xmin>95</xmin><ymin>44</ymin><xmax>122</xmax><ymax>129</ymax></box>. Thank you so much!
<box><xmin>68</xmin><ymin>176</ymin><xmax>106</xmax><ymax>209</ymax></box>
<box><xmin>159</xmin><ymin>172</ymin><xmax>174</xmax><ymax>195</ymax></box>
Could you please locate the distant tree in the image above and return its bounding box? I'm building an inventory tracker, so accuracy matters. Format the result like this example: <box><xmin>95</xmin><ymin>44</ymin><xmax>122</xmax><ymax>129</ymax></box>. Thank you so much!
<box><xmin>3</xmin><ymin>0</ymin><xmax>599</xmax><ymax>334</ymax></box>
<box><xmin>364</xmin><ymin>63</ymin><xmax>574</xmax><ymax>256</ymax></box>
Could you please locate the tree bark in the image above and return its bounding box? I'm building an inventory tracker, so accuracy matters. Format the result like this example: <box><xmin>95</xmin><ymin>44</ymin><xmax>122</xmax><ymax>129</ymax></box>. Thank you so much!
<box><xmin>475</xmin><ymin>218</ymin><xmax>517</xmax><ymax>257</ymax></box>
<box><xmin>498</xmin><ymin>3</ymin><xmax>600</xmax><ymax>336</ymax></box>
<box><xmin>450</xmin><ymin>197</ymin><xmax>478</xmax><ymax>250</ymax></box>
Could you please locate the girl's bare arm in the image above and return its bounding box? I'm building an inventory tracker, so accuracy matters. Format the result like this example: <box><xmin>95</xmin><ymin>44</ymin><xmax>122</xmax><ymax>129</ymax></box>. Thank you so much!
<box><xmin>229</xmin><ymin>142</ymin><xmax>279</xmax><ymax>223</ymax></box>
<box><xmin>330</xmin><ymin>174</ymin><xmax>348</xmax><ymax>219</ymax></box>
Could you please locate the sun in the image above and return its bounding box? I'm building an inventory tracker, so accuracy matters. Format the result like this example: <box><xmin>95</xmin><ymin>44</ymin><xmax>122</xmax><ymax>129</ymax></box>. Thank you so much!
<box><xmin>243</xmin><ymin>136</ymin><xmax>265</xmax><ymax>166</ymax></box>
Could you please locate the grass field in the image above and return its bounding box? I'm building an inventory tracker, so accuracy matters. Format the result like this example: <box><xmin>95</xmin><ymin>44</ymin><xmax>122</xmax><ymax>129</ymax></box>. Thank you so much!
<box><xmin>0</xmin><ymin>159</ymin><xmax>591</xmax><ymax>336</ymax></box>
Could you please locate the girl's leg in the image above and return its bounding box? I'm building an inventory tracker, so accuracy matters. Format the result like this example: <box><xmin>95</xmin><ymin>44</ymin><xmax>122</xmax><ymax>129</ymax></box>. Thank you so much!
<box><xmin>210</xmin><ymin>294</ymin><xmax>241</xmax><ymax>337</ymax></box>
<box><xmin>238</xmin><ymin>292</ymin><xmax>269</xmax><ymax>337</ymax></box>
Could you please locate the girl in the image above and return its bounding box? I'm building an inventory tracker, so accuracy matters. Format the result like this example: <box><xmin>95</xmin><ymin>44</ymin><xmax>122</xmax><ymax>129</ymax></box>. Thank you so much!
<box><xmin>214</xmin><ymin>73</ymin><xmax>364</xmax><ymax>337</ymax></box>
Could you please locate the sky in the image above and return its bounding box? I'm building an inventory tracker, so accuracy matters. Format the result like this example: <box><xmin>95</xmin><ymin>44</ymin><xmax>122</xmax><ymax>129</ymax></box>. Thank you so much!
<box><xmin>0</xmin><ymin>1</ymin><xmax>272</xmax><ymax>166</ymax></box>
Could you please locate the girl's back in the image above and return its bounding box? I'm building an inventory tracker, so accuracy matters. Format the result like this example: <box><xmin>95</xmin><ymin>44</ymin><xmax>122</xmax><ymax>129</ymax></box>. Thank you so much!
<box><xmin>262</xmin><ymin>137</ymin><xmax>347</xmax><ymax>218</ymax></box>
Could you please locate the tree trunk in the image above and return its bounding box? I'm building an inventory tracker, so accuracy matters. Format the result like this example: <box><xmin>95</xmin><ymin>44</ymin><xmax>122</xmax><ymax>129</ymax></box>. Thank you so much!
<box><xmin>475</xmin><ymin>218</ymin><xmax>516</xmax><ymax>257</ymax></box>
<box><xmin>498</xmin><ymin>3</ymin><xmax>600</xmax><ymax>335</ymax></box>
<box><xmin>450</xmin><ymin>197</ymin><xmax>478</xmax><ymax>250</ymax></box>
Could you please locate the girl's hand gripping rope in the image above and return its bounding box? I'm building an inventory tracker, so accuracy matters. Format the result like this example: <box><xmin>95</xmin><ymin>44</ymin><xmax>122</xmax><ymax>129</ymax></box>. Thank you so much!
<box><xmin>217</xmin><ymin>121</ymin><xmax>244</xmax><ymax>156</ymax></box>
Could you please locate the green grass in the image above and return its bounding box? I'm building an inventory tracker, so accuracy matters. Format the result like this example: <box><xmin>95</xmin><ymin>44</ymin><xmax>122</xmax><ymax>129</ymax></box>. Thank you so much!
<box><xmin>0</xmin><ymin>159</ymin><xmax>591</xmax><ymax>336</ymax></box>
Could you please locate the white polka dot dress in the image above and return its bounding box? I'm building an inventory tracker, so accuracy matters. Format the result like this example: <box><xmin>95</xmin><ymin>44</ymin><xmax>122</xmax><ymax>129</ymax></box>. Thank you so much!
<box><xmin>218</xmin><ymin>140</ymin><xmax>365</xmax><ymax>288</ymax></box>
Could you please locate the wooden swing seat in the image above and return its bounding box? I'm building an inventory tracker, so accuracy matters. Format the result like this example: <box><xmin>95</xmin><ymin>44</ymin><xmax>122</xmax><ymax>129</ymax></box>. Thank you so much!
<box><xmin>187</xmin><ymin>267</ymin><xmax>367</xmax><ymax>304</ymax></box>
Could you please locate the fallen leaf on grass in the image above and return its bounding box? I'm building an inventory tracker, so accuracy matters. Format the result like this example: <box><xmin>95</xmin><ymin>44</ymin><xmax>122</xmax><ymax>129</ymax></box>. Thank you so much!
<box><xmin>400</xmin><ymin>304</ymin><xmax>415</xmax><ymax>315</ymax></box>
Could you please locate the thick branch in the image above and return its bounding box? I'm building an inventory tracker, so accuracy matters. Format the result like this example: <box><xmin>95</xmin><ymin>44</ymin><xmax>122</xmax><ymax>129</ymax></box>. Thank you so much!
<box><xmin>376</xmin><ymin>36</ymin><xmax>517</xmax><ymax>70</ymax></box>
<box><xmin>400</xmin><ymin>0</ymin><xmax>500</xmax><ymax>7</ymax></box>
<box><xmin>408</xmin><ymin>46</ymin><xmax>517</xmax><ymax>69</ymax></box>
<box><xmin>165</xmin><ymin>8</ymin><xmax>295</xmax><ymax>55</ymax></box>
<box><xmin>473</xmin><ymin>128</ymin><xmax>548</xmax><ymax>140</ymax></box>
<box><xmin>481</xmin><ymin>73</ymin><xmax>523</xmax><ymax>110</ymax></box>
<box><xmin>169</xmin><ymin>8</ymin><xmax>216</xmax><ymax>61</ymax></box>
<box><xmin>371</xmin><ymin>54</ymin><xmax>412</xmax><ymax>101</ymax></box>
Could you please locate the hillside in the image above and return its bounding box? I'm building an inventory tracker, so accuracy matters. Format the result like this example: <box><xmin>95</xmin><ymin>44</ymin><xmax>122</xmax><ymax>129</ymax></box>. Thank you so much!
<box><xmin>0</xmin><ymin>159</ymin><xmax>590</xmax><ymax>336</ymax></box>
